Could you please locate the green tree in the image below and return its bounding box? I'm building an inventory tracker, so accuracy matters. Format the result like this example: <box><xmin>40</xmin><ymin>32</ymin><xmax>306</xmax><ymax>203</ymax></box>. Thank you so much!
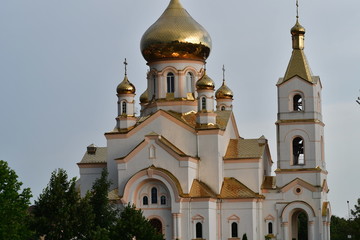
<box><xmin>0</xmin><ymin>160</ymin><xmax>32</xmax><ymax>240</ymax></box>
<box><xmin>350</xmin><ymin>198</ymin><xmax>360</xmax><ymax>239</ymax></box>
<box><xmin>32</xmin><ymin>169</ymin><xmax>94</xmax><ymax>239</ymax></box>
<box><xmin>242</xmin><ymin>233</ymin><xmax>248</xmax><ymax>240</ymax></box>
<box><xmin>111</xmin><ymin>204</ymin><xmax>164</xmax><ymax>240</ymax></box>
<box><xmin>89</xmin><ymin>168</ymin><xmax>117</xmax><ymax>231</ymax></box>
<box><xmin>330</xmin><ymin>215</ymin><xmax>351</xmax><ymax>240</ymax></box>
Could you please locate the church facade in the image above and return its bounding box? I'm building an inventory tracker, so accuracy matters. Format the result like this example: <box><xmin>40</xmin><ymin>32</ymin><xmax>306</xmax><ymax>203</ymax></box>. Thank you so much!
<box><xmin>77</xmin><ymin>1</ymin><xmax>331</xmax><ymax>239</ymax></box>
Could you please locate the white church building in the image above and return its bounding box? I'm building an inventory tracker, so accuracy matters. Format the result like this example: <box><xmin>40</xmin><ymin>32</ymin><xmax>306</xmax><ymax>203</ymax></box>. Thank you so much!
<box><xmin>77</xmin><ymin>0</ymin><xmax>331</xmax><ymax>239</ymax></box>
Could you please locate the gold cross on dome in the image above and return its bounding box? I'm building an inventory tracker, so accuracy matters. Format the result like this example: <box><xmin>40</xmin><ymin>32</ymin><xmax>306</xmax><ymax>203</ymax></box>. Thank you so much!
<box><xmin>124</xmin><ymin>58</ymin><xmax>128</xmax><ymax>75</ymax></box>
<box><xmin>296</xmin><ymin>0</ymin><xmax>299</xmax><ymax>19</ymax></box>
<box><xmin>222</xmin><ymin>65</ymin><xmax>226</xmax><ymax>81</ymax></box>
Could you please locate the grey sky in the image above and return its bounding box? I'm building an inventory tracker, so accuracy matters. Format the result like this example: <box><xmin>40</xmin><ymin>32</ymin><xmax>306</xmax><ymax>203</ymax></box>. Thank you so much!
<box><xmin>0</xmin><ymin>0</ymin><xmax>359</xmax><ymax>218</ymax></box>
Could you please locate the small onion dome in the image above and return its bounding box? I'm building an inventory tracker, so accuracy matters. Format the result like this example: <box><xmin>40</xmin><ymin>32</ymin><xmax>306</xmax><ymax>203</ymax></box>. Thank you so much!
<box><xmin>117</xmin><ymin>75</ymin><xmax>136</xmax><ymax>94</ymax></box>
<box><xmin>215</xmin><ymin>81</ymin><xmax>233</xmax><ymax>99</ymax></box>
<box><xmin>291</xmin><ymin>19</ymin><xmax>305</xmax><ymax>35</ymax></box>
<box><xmin>196</xmin><ymin>71</ymin><xmax>215</xmax><ymax>90</ymax></box>
<box><xmin>140</xmin><ymin>89</ymin><xmax>149</xmax><ymax>103</ymax></box>
<box><xmin>140</xmin><ymin>0</ymin><xmax>212</xmax><ymax>62</ymax></box>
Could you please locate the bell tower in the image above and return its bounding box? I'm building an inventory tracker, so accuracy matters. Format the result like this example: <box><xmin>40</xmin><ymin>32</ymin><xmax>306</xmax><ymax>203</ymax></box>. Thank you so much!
<box><xmin>275</xmin><ymin>12</ymin><xmax>326</xmax><ymax>187</ymax></box>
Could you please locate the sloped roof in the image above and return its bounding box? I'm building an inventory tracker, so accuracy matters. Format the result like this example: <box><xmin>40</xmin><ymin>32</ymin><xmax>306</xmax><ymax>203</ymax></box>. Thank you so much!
<box><xmin>78</xmin><ymin>147</ymin><xmax>107</xmax><ymax>164</ymax></box>
<box><xmin>224</xmin><ymin>138</ymin><xmax>266</xmax><ymax>159</ymax></box>
<box><xmin>219</xmin><ymin>177</ymin><xmax>260</xmax><ymax>199</ymax></box>
<box><xmin>107</xmin><ymin>109</ymin><xmax>233</xmax><ymax>134</ymax></box>
<box><xmin>261</xmin><ymin>176</ymin><xmax>276</xmax><ymax>189</ymax></box>
<box><xmin>280</xmin><ymin>49</ymin><xmax>314</xmax><ymax>84</ymax></box>
<box><xmin>189</xmin><ymin>179</ymin><xmax>216</xmax><ymax>198</ymax></box>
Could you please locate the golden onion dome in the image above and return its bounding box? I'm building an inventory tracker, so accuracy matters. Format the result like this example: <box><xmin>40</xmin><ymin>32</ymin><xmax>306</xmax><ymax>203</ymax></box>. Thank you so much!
<box><xmin>196</xmin><ymin>71</ymin><xmax>215</xmax><ymax>90</ymax></box>
<box><xmin>117</xmin><ymin>75</ymin><xmax>136</xmax><ymax>94</ymax></box>
<box><xmin>215</xmin><ymin>80</ymin><xmax>233</xmax><ymax>99</ymax></box>
<box><xmin>140</xmin><ymin>0</ymin><xmax>212</xmax><ymax>62</ymax></box>
<box><xmin>291</xmin><ymin>19</ymin><xmax>305</xmax><ymax>35</ymax></box>
<box><xmin>140</xmin><ymin>89</ymin><xmax>149</xmax><ymax>103</ymax></box>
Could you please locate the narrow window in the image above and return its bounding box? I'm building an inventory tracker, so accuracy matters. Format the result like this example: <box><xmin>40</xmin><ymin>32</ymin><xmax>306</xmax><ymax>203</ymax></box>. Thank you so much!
<box><xmin>201</xmin><ymin>97</ymin><xmax>206</xmax><ymax>110</ymax></box>
<box><xmin>268</xmin><ymin>222</ymin><xmax>273</xmax><ymax>234</ymax></box>
<box><xmin>143</xmin><ymin>196</ymin><xmax>148</xmax><ymax>205</ymax></box>
<box><xmin>167</xmin><ymin>72</ymin><xmax>175</xmax><ymax>93</ymax></box>
<box><xmin>152</xmin><ymin>75</ymin><xmax>156</xmax><ymax>98</ymax></box>
<box><xmin>293</xmin><ymin>137</ymin><xmax>304</xmax><ymax>165</ymax></box>
<box><xmin>196</xmin><ymin>222</ymin><xmax>203</xmax><ymax>239</ymax></box>
<box><xmin>186</xmin><ymin>72</ymin><xmax>193</xmax><ymax>93</ymax></box>
<box><xmin>160</xmin><ymin>196</ymin><xmax>166</xmax><ymax>205</ymax></box>
<box><xmin>231</xmin><ymin>222</ymin><xmax>238</xmax><ymax>238</ymax></box>
<box><xmin>293</xmin><ymin>94</ymin><xmax>303</xmax><ymax>111</ymax></box>
<box><xmin>151</xmin><ymin>187</ymin><xmax>157</xmax><ymax>204</ymax></box>
<box><xmin>221</xmin><ymin>106</ymin><xmax>226</xmax><ymax>111</ymax></box>
<box><xmin>122</xmin><ymin>101</ymin><xmax>127</xmax><ymax>114</ymax></box>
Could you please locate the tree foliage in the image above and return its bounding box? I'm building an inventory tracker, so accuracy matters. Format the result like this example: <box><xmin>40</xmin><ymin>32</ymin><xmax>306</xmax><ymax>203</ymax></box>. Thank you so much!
<box><xmin>111</xmin><ymin>204</ymin><xmax>164</xmax><ymax>240</ymax></box>
<box><xmin>89</xmin><ymin>168</ymin><xmax>117</xmax><ymax>231</ymax></box>
<box><xmin>0</xmin><ymin>160</ymin><xmax>32</xmax><ymax>240</ymax></box>
<box><xmin>31</xmin><ymin>168</ymin><xmax>162</xmax><ymax>240</ymax></box>
<box><xmin>32</xmin><ymin>169</ymin><xmax>94</xmax><ymax>239</ymax></box>
<box><xmin>331</xmin><ymin>199</ymin><xmax>360</xmax><ymax>240</ymax></box>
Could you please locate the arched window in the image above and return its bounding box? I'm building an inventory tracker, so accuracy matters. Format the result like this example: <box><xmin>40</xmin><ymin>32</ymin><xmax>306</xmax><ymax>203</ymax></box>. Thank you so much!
<box><xmin>122</xmin><ymin>101</ymin><xmax>127</xmax><ymax>114</ymax></box>
<box><xmin>196</xmin><ymin>222</ymin><xmax>203</xmax><ymax>239</ymax></box>
<box><xmin>231</xmin><ymin>222</ymin><xmax>238</xmax><ymax>238</ymax></box>
<box><xmin>143</xmin><ymin>196</ymin><xmax>148</xmax><ymax>205</ymax></box>
<box><xmin>293</xmin><ymin>94</ymin><xmax>303</xmax><ymax>111</ymax></box>
<box><xmin>221</xmin><ymin>106</ymin><xmax>226</xmax><ymax>111</ymax></box>
<box><xmin>201</xmin><ymin>97</ymin><xmax>206</xmax><ymax>110</ymax></box>
<box><xmin>167</xmin><ymin>72</ymin><xmax>175</xmax><ymax>93</ymax></box>
<box><xmin>160</xmin><ymin>195</ymin><xmax>166</xmax><ymax>205</ymax></box>
<box><xmin>151</xmin><ymin>187</ymin><xmax>157</xmax><ymax>204</ymax></box>
<box><xmin>186</xmin><ymin>72</ymin><xmax>193</xmax><ymax>93</ymax></box>
<box><xmin>293</xmin><ymin>137</ymin><xmax>304</xmax><ymax>165</ymax></box>
<box><xmin>268</xmin><ymin>222</ymin><xmax>273</xmax><ymax>234</ymax></box>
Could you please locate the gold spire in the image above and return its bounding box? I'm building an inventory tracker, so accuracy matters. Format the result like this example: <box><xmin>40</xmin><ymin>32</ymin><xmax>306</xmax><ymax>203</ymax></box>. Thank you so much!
<box><xmin>196</xmin><ymin>70</ymin><xmax>215</xmax><ymax>90</ymax></box>
<box><xmin>281</xmin><ymin>1</ymin><xmax>313</xmax><ymax>84</ymax></box>
<box><xmin>140</xmin><ymin>0</ymin><xmax>212</xmax><ymax>62</ymax></box>
<box><xmin>140</xmin><ymin>89</ymin><xmax>149</xmax><ymax>103</ymax></box>
<box><xmin>117</xmin><ymin>59</ymin><xmax>136</xmax><ymax>94</ymax></box>
<box><xmin>215</xmin><ymin>65</ymin><xmax>233</xmax><ymax>99</ymax></box>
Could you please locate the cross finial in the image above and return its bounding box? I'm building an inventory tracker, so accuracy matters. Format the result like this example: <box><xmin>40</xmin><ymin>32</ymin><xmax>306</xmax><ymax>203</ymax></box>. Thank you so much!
<box><xmin>203</xmin><ymin>53</ymin><xmax>207</xmax><ymax>71</ymax></box>
<box><xmin>124</xmin><ymin>58</ymin><xmax>128</xmax><ymax>75</ymax></box>
<box><xmin>296</xmin><ymin>0</ymin><xmax>299</xmax><ymax>19</ymax></box>
<box><xmin>222</xmin><ymin>65</ymin><xmax>226</xmax><ymax>82</ymax></box>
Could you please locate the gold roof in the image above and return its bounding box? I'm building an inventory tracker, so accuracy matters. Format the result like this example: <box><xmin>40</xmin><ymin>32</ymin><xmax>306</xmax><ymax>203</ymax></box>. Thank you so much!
<box><xmin>281</xmin><ymin>49</ymin><xmax>313</xmax><ymax>83</ymax></box>
<box><xmin>117</xmin><ymin>75</ymin><xmax>136</xmax><ymax>94</ymax></box>
<box><xmin>224</xmin><ymin>138</ymin><xmax>266</xmax><ymax>159</ymax></box>
<box><xmin>215</xmin><ymin>80</ymin><xmax>233</xmax><ymax>99</ymax></box>
<box><xmin>140</xmin><ymin>0</ymin><xmax>212</xmax><ymax>62</ymax></box>
<box><xmin>279</xmin><ymin>19</ymin><xmax>314</xmax><ymax>84</ymax></box>
<box><xmin>219</xmin><ymin>177</ymin><xmax>258</xmax><ymax>199</ymax></box>
<box><xmin>196</xmin><ymin>71</ymin><xmax>215</xmax><ymax>90</ymax></box>
<box><xmin>140</xmin><ymin>89</ymin><xmax>149</xmax><ymax>103</ymax></box>
<box><xmin>189</xmin><ymin>179</ymin><xmax>216</xmax><ymax>198</ymax></box>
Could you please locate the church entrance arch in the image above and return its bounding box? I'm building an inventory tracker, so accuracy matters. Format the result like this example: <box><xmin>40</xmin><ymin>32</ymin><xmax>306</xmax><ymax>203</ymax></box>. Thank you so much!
<box><xmin>281</xmin><ymin>201</ymin><xmax>315</xmax><ymax>240</ymax></box>
<box><xmin>150</xmin><ymin>218</ymin><xmax>163</xmax><ymax>234</ymax></box>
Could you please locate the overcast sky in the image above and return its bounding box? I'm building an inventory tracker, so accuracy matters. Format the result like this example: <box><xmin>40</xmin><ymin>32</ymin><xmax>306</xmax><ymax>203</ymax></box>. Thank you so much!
<box><xmin>1</xmin><ymin>0</ymin><xmax>359</xmax><ymax>218</ymax></box>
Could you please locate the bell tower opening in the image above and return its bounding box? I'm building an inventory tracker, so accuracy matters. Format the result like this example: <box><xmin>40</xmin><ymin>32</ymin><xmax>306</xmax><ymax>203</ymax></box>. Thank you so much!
<box><xmin>291</xmin><ymin>210</ymin><xmax>308</xmax><ymax>240</ymax></box>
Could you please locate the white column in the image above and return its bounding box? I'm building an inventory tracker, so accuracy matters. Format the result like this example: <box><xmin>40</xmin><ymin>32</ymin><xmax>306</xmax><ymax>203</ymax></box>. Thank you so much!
<box><xmin>173</xmin><ymin>213</ymin><xmax>181</xmax><ymax>240</ymax></box>
<box><xmin>308</xmin><ymin>221</ymin><xmax>315</xmax><ymax>240</ymax></box>
<box><xmin>282</xmin><ymin>222</ymin><xmax>289</xmax><ymax>240</ymax></box>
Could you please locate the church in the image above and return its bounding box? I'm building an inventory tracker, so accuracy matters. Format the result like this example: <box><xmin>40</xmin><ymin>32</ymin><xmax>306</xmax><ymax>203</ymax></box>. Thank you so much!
<box><xmin>77</xmin><ymin>0</ymin><xmax>331</xmax><ymax>239</ymax></box>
